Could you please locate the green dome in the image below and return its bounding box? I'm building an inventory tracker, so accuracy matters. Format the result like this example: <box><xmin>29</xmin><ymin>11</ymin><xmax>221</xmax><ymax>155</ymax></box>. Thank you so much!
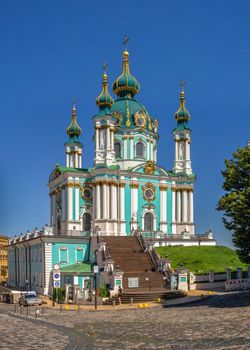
<box><xmin>111</xmin><ymin>96</ymin><xmax>158</xmax><ymax>134</ymax></box>
<box><xmin>112</xmin><ymin>51</ymin><xmax>140</xmax><ymax>98</ymax></box>
<box><xmin>96</xmin><ymin>72</ymin><xmax>114</xmax><ymax>109</ymax></box>
<box><xmin>175</xmin><ymin>91</ymin><xmax>191</xmax><ymax>122</ymax></box>
<box><xmin>66</xmin><ymin>104</ymin><xmax>82</xmax><ymax>138</ymax></box>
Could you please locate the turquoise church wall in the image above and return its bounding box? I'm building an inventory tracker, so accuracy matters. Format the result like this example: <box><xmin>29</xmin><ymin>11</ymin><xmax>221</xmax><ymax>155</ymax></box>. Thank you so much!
<box><xmin>52</xmin><ymin>242</ymin><xmax>89</xmax><ymax>267</ymax></box>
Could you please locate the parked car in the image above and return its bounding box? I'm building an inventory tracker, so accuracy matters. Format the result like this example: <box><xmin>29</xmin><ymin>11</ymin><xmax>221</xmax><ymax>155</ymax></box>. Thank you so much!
<box><xmin>19</xmin><ymin>292</ymin><xmax>42</xmax><ymax>306</ymax></box>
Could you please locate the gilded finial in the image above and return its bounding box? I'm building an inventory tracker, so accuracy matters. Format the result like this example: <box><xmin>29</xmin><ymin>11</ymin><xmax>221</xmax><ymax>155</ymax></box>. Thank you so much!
<box><xmin>174</xmin><ymin>80</ymin><xmax>190</xmax><ymax>123</ymax></box>
<box><xmin>180</xmin><ymin>80</ymin><xmax>185</xmax><ymax>93</ymax></box>
<box><xmin>122</xmin><ymin>36</ymin><xmax>129</xmax><ymax>51</ymax></box>
<box><xmin>96</xmin><ymin>64</ymin><xmax>114</xmax><ymax>109</ymax></box>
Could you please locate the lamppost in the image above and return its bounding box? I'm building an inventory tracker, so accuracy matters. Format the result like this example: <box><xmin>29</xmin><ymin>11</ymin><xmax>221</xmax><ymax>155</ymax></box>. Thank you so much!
<box><xmin>129</xmin><ymin>216</ymin><xmax>135</xmax><ymax>235</ymax></box>
<box><xmin>93</xmin><ymin>261</ymin><xmax>99</xmax><ymax>310</ymax></box>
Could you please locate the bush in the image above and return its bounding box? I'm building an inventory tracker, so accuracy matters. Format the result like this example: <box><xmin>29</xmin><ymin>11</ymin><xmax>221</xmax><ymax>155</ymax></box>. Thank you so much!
<box><xmin>99</xmin><ymin>285</ymin><xmax>109</xmax><ymax>297</ymax></box>
<box><xmin>53</xmin><ymin>288</ymin><xmax>65</xmax><ymax>304</ymax></box>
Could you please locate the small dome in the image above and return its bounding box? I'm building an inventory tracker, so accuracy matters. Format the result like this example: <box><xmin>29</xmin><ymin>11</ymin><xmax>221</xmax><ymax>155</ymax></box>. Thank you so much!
<box><xmin>112</xmin><ymin>51</ymin><xmax>140</xmax><ymax>98</ymax></box>
<box><xmin>96</xmin><ymin>71</ymin><xmax>114</xmax><ymax>109</ymax></box>
<box><xmin>175</xmin><ymin>90</ymin><xmax>191</xmax><ymax>122</ymax></box>
<box><xmin>66</xmin><ymin>102</ymin><xmax>82</xmax><ymax>138</ymax></box>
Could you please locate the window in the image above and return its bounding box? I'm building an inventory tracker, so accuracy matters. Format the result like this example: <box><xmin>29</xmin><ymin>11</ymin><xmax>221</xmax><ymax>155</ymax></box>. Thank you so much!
<box><xmin>59</xmin><ymin>246</ymin><xmax>68</xmax><ymax>263</ymax></box>
<box><xmin>82</xmin><ymin>213</ymin><xmax>91</xmax><ymax>232</ymax></box>
<box><xmin>136</xmin><ymin>141</ymin><xmax>145</xmax><ymax>158</ymax></box>
<box><xmin>144</xmin><ymin>212</ymin><xmax>154</xmax><ymax>232</ymax></box>
<box><xmin>76</xmin><ymin>246</ymin><xmax>84</xmax><ymax>262</ymax></box>
<box><xmin>114</xmin><ymin>142</ymin><xmax>121</xmax><ymax>158</ymax></box>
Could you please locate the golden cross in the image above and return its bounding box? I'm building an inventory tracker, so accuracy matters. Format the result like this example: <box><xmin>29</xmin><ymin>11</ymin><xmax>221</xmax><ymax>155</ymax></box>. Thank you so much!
<box><xmin>122</xmin><ymin>36</ymin><xmax>129</xmax><ymax>50</ymax></box>
<box><xmin>73</xmin><ymin>97</ymin><xmax>76</xmax><ymax>109</ymax></box>
<box><xmin>180</xmin><ymin>80</ymin><xmax>186</xmax><ymax>92</ymax></box>
<box><xmin>103</xmin><ymin>62</ymin><xmax>108</xmax><ymax>74</ymax></box>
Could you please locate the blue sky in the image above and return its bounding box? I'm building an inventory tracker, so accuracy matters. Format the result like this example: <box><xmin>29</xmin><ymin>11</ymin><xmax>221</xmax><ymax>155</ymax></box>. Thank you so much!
<box><xmin>0</xmin><ymin>0</ymin><xmax>249</xmax><ymax>246</ymax></box>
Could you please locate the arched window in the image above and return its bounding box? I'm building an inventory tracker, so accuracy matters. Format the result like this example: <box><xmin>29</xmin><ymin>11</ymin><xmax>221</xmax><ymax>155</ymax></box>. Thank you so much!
<box><xmin>114</xmin><ymin>142</ymin><xmax>121</xmax><ymax>158</ymax></box>
<box><xmin>144</xmin><ymin>212</ymin><xmax>154</xmax><ymax>232</ymax></box>
<box><xmin>82</xmin><ymin>213</ymin><xmax>91</xmax><ymax>232</ymax></box>
<box><xmin>136</xmin><ymin>141</ymin><xmax>145</xmax><ymax>158</ymax></box>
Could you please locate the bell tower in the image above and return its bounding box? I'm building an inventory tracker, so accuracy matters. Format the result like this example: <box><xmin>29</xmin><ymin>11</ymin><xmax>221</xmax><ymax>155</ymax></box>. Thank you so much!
<box><xmin>94</xmin><ymin>65</ymin><xmax>117</xmax><ymax>167</ymax></box>
<box><xmin>173</xmin><ymin>81</ymin><xmax>192</xmax><ymax>175</ymax></box>
<box><xmin>65</xmin><ymin>100</ymin><xmax>83</xmax><ymax>168</ymax></box>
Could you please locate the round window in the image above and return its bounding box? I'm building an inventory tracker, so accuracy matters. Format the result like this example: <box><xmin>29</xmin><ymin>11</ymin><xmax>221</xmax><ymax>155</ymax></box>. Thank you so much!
<box><xmin>144</xmin><ymin>188</ymin><xmax>154</xmax><ymax>200</ymax></box>
<box><xmin>82</xmin><ymin>188</ymin><xmax>92</xmax><ymax>200</ymax></box>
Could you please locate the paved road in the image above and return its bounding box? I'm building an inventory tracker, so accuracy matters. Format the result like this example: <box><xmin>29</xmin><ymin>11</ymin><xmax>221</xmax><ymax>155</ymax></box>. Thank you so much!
<box><xmin>0</xmin><ymin>291</ymin><xmax>249</xmax><ymax>349</ymax></box>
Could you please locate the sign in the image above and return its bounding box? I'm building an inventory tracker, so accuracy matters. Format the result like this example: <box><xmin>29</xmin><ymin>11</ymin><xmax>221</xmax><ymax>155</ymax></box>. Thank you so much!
<box><xmin>93</xmin><ymin>265</ymin><xmax>99</xmax><ymax>274</ymax></box>
<box><xmin>128</xmin><ymin>277</ymin><xmax>139</xmax><ymax>288</ymax></box>
<box><xmin>53</xmin><ymin>264</ymin><xmax>60</xmax><ymax>270</ymax></box>
<box><xmin>54</xmin><ymin>281</ymin><xmax>60</xmax><ymax>288</ymax></box>
<box><xmin>53</xmin><ymin>272</ymin><xmax>60</xmax><ymax>280</ymax></box>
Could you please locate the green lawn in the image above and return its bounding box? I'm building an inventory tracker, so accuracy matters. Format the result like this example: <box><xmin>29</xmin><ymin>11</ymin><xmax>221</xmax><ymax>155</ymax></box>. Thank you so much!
<box><xmin>155</xmin><ymin>245</ymin><xmax>248</xmax><ymax>274</ymax></box>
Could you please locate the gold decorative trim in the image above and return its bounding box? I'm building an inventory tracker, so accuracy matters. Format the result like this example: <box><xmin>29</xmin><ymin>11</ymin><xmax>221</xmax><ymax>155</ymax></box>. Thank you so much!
<box><xmin>143</xmin><ymin>160</ymin><xmax>155</xmax><ymax>175</ymax></box>
<box><xmin>159</xmin><ymin>185</ymin><xmax>168</xmax><ymax>191</ymax></box>
<box><xmin>142</xmin><ymin>182</ymin><xmax>156</xmax><ymax>202</ymax></box>
<box><xmin>129</xmin><ymin>135</ymin><xmax>134</xmax><ymax>140</ymax></box>
<box><xmin>130</xmin><ymin>183</ymin><xmax>139</xmax><ymax>189</ymax></box>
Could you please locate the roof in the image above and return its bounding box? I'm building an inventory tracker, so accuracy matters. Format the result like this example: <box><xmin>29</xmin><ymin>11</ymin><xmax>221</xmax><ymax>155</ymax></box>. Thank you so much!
<box><xmin>60</xmin><ymin>262</ymin><xmax>92</xmax><ymax>274</ymax></box>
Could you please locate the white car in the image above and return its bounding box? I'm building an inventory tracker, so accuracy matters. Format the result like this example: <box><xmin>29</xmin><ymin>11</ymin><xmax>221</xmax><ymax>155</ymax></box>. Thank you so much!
<box><xmin>19</xmin><ymin>293</ymin><xmax>42</xmax><ymax>306</ymax></box>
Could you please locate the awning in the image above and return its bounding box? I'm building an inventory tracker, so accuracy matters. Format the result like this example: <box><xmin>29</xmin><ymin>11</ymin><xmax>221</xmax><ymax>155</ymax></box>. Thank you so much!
<box><xmin>59</xmin><ymin>262</ymin><xmax>92</xmax><ymax>274</ymax></box>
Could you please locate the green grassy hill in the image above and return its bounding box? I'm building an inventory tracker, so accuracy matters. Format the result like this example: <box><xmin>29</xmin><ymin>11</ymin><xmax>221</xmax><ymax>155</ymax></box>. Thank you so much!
<box><xmin>155</xmin><ymin>245</ymin><xmax>247</xmax><ymax>274</ymax></box>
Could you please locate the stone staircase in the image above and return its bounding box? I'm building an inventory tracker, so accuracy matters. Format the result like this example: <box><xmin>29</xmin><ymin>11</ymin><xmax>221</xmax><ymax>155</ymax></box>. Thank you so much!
<box><xmin>103</xmin><ymin>236</ymin><xmax>166</xmax><ymax>293</ymax></box>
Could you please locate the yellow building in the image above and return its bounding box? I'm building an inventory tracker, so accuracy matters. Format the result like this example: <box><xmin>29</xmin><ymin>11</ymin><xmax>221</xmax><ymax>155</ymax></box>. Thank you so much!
<box><xmin>0</xmin><ymin>235</ymin><xmax>9</xmax><ymax>284</ymax></box>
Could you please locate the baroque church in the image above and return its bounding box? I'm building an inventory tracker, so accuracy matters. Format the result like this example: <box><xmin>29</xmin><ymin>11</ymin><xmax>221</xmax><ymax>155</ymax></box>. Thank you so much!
<box><xmin>49</xmin><ymin>48</ymin><xmax>195</xmax><ymax>238</ymax></box>
<box><xmin>8</xmin><ymin>47</ymin><xmax>215</xmax><ymax>297</ymax></box>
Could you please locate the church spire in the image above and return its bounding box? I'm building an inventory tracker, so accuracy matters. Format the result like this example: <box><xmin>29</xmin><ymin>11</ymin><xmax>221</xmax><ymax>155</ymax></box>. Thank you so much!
<box><xmin>174</xmin><ymin>80</ymin><xmax>191</xmax><ymax>127</ymax></box>
<box><xmin>112</xmin><ymin>38</ymin><xmax>140</xmax><ymax>98</ymax></box>
<box><xmin>65</xmin><ymin>99</ymin><xmax>83</xmax><ymax>168</ymax></box>
<box><xmin>66</xmin><ymin>99</ymin><xmax>82</xmax><ymax>141</ymax></box>
<box><xmin>96</xmin><ymin>64</ymin><xmax>114</xmax><ymax>112</ymax></box>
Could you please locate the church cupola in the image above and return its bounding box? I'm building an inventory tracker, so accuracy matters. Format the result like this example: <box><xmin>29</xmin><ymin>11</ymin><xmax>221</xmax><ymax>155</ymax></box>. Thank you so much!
<box><xmin>112</xmin><ymin>49</ymin><xmax>140</xmax><ymax>98</ymax></box>
<box><xmin>96</xmin><ymin>65</ymin><xmax>114</xmax><ymax>114</ymax></box>
<box><xmin>174</xmin><ymin>81</ymin><xmax>191</xmax><ymax>128</ymax></box>
<box><xmin>65</xmin><ymin>100</ymin><xmax>83</xmax><ymax>168</ymax></box>
<box><xmin>173</xmin><ymin>81</ymin><xmax>192</xmax><ymax>175</ymax></box>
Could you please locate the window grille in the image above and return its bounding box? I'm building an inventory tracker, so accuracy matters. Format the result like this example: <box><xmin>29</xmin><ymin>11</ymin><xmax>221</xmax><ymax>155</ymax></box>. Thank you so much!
<box><xmin>144</xmin><ymin>212</ymin><xmax>154</xmax><ymax>231</ymax></box>
<box><xmin>82</xmin><ymin>213</ymin><xmax>91</xmax><ymax>232</ymax></box>
<box><xmin>136</xmin><ymin>141</ymin><xmax>145</xmax><ymax>158</ymax></box>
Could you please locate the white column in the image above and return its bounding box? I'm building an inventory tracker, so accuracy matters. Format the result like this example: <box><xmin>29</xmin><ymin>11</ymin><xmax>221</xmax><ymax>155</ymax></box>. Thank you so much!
<box><xmin>182</xmin><ymin>190</ymin><xmax>188</xmax><ymax>222</ymax></box>
<box><xmin>189</xmin><ymin>190</ymin><xmax>194</xmax><ymax>223</ymax></box>
<box><xmin>150</xmin><ymin>142</ymin><xmax>153</xmax><ymax>160</ymax></box>
<box><xmin>61</xmin><ymin>189</ymin><xmax>65</xmax><ymax>221</ymax></box>
<box><xmin>119</xmin><ymin>184</ymin><xmax>126</xmax><ymax>234</ymax></box>
<box><xmin>95</xmin><ymin>127</ymin><xmax>100</xmax><ymax>150</ymax></box>
<box><xmin>131</xmin><ymin>184</ymin><xmax>138</xmax><ymax>230</ymax></box>
<box><xmin>68</xmin><ymin>185</ymin><xmax>73</xmax><ymax>221</ymax></box>
<box><xmin>102</xmin><ymin>183</ymin><xmax>107</xmax><ymax>218</ymax></box>
<box><xmin>110</xmin><ymin>129</ymin><xmax>114</xmax><ymax>150</ymax></box>
<box><xmin>123</xmin><ymin>138</ymin><xmax>127</xmax><ymax>159</ymax></box>
<box><xmin>52</xmin><ymin>195</ymin><xmax>56</xmax><ymax>226</ymax></box>
<box><xmin>111</xmin><ymin>185</ymin><xmax>116</xmax><ymax>219</ymax></box>
<box><xmin>106</xmin><ymin>184</ymin><xmax>110</xmax><ymax>219</ymax></box>
<box><xmin>171</xmin><ymin>188</ymin><xmax>176</xmax><ymax>234</ymax></box>
<box><xmin>130</xmin><ymin>137</ymin><xmax>134</xmax><ymax>159</ymax></box>
<box><xmin>175</xmin><ymin>140</ymin><xmax>178</xmax><ymax>161</ymax></box>
<box><xmin>66</xmin><ymin>153</ymin><xmax>70</xmax><ymax>167</ymax></box>
<box><xmin>75</xmin><ymin>183</ymin><xmax>79</xmax><ymax>221</ymax></box>
<box><xmin>147</xmin><ymin>141</ymin><xmax>150</xmax><ymax>160</ymax></box>
<box><xmin>160</xmin><ymin>187</ymin><xmax>167</xmax><ymax>233</ymax></box>
<box><xmin>106</xmin><ymin>127</ymin><xmax>110</xmax><ymax>150</ymax></box>
<box><xmin>96</xmin><ymin>184</ymin><xmax>101</xmax><ymax>219</ymax></box>
<box><xmin>92</xmin><ymin>186</ymin><xmax>96</xmax><ymax>220</ymax></box>
<box><xmin>177</xmin><ymin>190</ymin><xmax>181</xmax><ymax>223</ymax></box>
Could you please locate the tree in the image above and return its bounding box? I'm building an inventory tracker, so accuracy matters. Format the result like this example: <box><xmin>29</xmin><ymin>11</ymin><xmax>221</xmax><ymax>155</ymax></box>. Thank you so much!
<box><xmin>217</xmin><ymin>144</ymin><xmax>250</xmax><ymax>263</ymax></box>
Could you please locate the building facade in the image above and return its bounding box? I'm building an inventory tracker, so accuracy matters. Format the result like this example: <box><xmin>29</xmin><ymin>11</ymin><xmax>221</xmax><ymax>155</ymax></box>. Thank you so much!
<box><xmin>49</xmin><ymin>49</ymin><xmax>195</xmax><ymax>239</ymax></box>
<box><xmin>0</xmin><ymin>235</ymin><xmax>8</xmax><ymax>284</ymax></box>
<box><xmin>8</xmin><ymin>48</ymin><xmax>215</xmax><ymax>295</ymax></box>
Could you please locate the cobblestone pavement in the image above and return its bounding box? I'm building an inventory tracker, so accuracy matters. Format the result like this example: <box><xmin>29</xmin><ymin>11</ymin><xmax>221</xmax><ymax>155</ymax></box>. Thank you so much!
<box><xmin>0</xmin><ymin>291</ymin><xmax>249</xmax><ymax>349</ymax></box>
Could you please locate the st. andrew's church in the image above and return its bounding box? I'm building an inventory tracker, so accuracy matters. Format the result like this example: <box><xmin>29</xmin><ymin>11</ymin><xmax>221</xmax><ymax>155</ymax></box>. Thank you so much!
<box><xmin>49</xmin><ymin>49</ymin><xmax>195</xmax><ymax>238</ymax></box>
<box><xmin>8</xmin><ymin>47</ymin><xmax>215</xmax><ymax>296</ymax></box>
